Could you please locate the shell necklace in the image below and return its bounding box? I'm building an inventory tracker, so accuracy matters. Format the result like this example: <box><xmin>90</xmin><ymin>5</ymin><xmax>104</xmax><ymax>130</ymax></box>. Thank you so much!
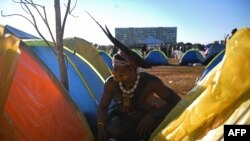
<box><xmin>119</xmin><ymin>69</ymin><xmax>140</xmax><ymax>112</ymax></box>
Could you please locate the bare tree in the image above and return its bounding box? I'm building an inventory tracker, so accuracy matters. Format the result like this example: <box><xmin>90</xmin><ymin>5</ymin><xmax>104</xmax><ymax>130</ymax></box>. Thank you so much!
<box><xmin>1</xmin><ymin>0</ymin><xmax>78</xmax><ymax>90</ymax></box>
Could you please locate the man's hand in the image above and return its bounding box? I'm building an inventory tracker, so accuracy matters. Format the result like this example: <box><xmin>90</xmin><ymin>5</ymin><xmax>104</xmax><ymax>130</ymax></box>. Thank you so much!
<box><xmin>136</xmin><ymin>113</ymin><xmax>155</xmax><ymax>139</ymax></box>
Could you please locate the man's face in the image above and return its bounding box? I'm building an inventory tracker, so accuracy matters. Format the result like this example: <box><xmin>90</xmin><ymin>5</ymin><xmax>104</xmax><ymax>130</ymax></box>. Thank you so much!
<box><xmin>112</xmin><ymin>65</ymin><xmax>132</xmax><ymax>82</ymax></box>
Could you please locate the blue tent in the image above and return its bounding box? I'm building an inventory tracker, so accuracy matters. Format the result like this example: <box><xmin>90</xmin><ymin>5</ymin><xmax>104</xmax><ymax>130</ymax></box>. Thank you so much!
<box><xmin>4</xmin><ymin>24</ymin><xmax>40</xmax><ymax>39</ymax></box>
<box><xmin>25</xmin><ymin>41</ymin><xmax>104</xmax><ymax>136</ymax></box>
<box><xmin>98</xmin><ymin>50</ymin><xmax>113</xmax><ymax>71</ymax></box>
<box><xmin>63</xmin><ymin>37</ymin><xmax>111</xmax><ymax>80</ymax></box>
<box><xmin>203</xmin><ymin>44</ymin><xmax>225</xmax><ymax>65</ymax></box>
<box><xmin>145</xmin><ymin>50</ymin><xmax>169</xmax><ymax>65</ymax></box>
<box><xmin>179</xmin><ymin>49</ymin><xmax>204</xmax><ymax>65</ymax></box>
<box><xmin>198</xmin><ymin>50</ymin><xmax>225</xmax><ymax>82</ymax></box>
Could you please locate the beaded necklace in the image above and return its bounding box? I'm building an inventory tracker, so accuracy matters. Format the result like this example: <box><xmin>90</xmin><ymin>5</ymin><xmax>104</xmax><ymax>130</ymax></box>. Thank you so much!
<box><xmin>119</xmin><ymin>69</ymin><xmax>140</xmax><ymax>112</ymax></box>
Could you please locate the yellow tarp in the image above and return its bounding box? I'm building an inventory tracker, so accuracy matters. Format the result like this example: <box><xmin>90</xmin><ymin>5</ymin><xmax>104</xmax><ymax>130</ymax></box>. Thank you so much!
<box><xmin>0</xmin><ymin>24</ymin><xmax>21</xmax><ymax>141</ymax></box>
<box><xmin>150</xmin><ymin>28</ymin><xmax>250</xmax><ymax>141</ymax></box>
<box><xmin>0</xmin><ymin>25</ymin><xmax>20</xmax><ymax>115</ymax></box>
<box><xmin>0</xmin><ymin>24</ymin><xmax>4</xmax><ymax>35</ymax></box>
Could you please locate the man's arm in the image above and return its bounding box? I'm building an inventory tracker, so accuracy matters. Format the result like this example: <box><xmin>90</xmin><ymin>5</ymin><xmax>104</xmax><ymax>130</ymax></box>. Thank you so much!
<box><xmin>150</xmin><ymin>78</ymin><xmax>181</xmax><ymax>119</ymax></box>
<box><xmin>136</xmin><ymin>77</ymin><xmax>181</xmax><ymax>138</ymax></box>
<box><xmin>97</xmin><ymin>80</ymin><xmax>113</xmax><ymax>126</ymax></box>
<box><xmin>97</xmin><ymin>79</ymin><xmax>114</xmax><ymax>141</ymax></box>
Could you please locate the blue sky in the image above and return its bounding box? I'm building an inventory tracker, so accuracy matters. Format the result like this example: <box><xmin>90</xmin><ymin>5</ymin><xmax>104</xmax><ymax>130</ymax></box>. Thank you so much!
<box><xmin>1</xmin><ymin>0</ymin><xmax>250</xmax><ymax>45</ymax></box>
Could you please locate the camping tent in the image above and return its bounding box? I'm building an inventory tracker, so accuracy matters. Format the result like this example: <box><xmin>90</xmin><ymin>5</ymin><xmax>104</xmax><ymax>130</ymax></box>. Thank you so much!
<box><xmin>179</xmin><ymin>49</ymin><xmax>205</xmax><ymax>65</ymax></box>
<box><xmin>2</xmin><ymin>24</ymin><xmax>109</xmax><ymax>136</ymax></box>
<box><xmin>198</xmin><ymin>50</ymin><xmax>225</xmax><ymax>82</ymax></box>
<box><xmin>98</xmin><ymin>50</ymin><xmax>113</xmax><ymax>71</ymax></box>
<box><xmin>63</xmin><ymin>37</ymin><xmax>111</xmax><ymax>80</ymax></box>
<box><xmin>131</xmin><ymin>48</ymin><xmax>143</xmax><ymax>58</ymax></box>
<box><xmin>4</xmin><ymin>24</ymin><xmax>40</xmax><ymax>39</ymax></box>
<box><xmin>150</xmin><ymin>28</ymin><xmax>250</xmax><ymax>141</ymax></box>
<box><xmin>144</xmin><ymin>50</ymin><xmax>169</xmax><ymax>65</ymax></box>
<box><xmin>25</xmin><ymin>40</ymin><xmax>103</xmax><ymax>135</ymax></box>
<box><xmin>1</xmin><ymin>27</ymin><xmax>94</xmax><ymax>141</ymax></box>
<box><xmin>203</xmin><ymin>44</ymin><xmax>225</xmax><ymax>65</ymax></box>
<box><xmin>0</xmin><ymin>26</ymin><xmax>20</xmax><ymax>114</ymax></box>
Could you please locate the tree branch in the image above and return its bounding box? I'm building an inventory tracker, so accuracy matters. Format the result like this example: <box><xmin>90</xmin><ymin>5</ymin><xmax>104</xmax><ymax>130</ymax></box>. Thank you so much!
<box><xmin>20</xmin><ymin>0</ymin><xmax>56</xmax><ymax>46</ymax></box>
<box><xmin>61</xmin><ymin>0</ymin><xmax>71</xmax><ymax>37</ymax></box>
<box><xmin>32</xmin><ymin>3</ymin><xmax>56</xmax><ymax>45</ymax></box>
<box><xmin>66</xmin><ymin>0</ymin><xmax>78</xmax><ymax>18</ymax></box>
<box><xmin>1</xmin><ymin>10</ymin><xmax>34</xmax><ymax>26</ymax></box>
<box><xmin>2</xmin><ymin>0</ymin><xmax>56</xmax><ymax>50</ymax></box>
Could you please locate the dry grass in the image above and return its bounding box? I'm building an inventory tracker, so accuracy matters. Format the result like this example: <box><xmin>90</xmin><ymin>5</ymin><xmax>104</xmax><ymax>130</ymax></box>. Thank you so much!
<box><xmin>145</xmin><ymin>58</ymin><xmax>205</xmax><ymax>98</ymax></box>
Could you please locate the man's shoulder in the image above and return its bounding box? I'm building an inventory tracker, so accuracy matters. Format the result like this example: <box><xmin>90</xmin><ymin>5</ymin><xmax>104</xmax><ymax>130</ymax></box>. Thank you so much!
<box><xmin>105</xmin><ymin>75</ymin><xmax>115</xmax><ymax>83</ymax></box>
<box><xmin>141</xmin><ymin>72</ymin><xmax>159</xmax><ymax>80</ymax></box>
<box><xmin>140</xmin><ymin>72</ymin><xmax>162</xmax><ymax>85</ymax></box>
<box><xmin>104</xmin><ymin>76</ymin><xmax>118</xmax><ymax>91</ymax></box>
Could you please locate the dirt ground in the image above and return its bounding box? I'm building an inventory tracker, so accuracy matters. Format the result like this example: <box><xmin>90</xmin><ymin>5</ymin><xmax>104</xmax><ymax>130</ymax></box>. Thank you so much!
<box><xmin>145</xmin><ymin>58</ymin><xmax>205</xmax><ymax>98</ymax></box>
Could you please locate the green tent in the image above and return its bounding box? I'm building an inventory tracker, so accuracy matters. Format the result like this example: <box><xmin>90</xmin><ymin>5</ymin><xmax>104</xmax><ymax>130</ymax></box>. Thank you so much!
<box><xmin>63</xmin><ymin>37</ymin><xmax>111</xmax><ymax>80</ymax></box>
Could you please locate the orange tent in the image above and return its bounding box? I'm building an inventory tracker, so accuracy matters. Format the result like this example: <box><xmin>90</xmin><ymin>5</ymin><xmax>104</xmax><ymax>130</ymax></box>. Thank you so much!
<box><xmin>1</xmin><ymin>26</ymin><xmax>94</xmax><ymax>141</ymax></box>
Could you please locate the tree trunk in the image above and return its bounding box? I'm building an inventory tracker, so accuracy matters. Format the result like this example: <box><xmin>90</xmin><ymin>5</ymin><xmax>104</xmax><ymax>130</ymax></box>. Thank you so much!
<box><xmin>54</xmin><ymin>0</ymin><xmax>69</xmax><ymax>90</ymax></box>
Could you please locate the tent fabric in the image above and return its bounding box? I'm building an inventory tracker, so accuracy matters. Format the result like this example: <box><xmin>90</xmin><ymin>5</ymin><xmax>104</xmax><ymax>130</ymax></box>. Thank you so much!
<box><xmin>131</xmin><ymin>49</ymin><xmax>143</xmax><ymax>58</ymax></box>
<box><xmin>7</xmin><ymin>45</ymin><xmax>94</xmax><ymax>141</ymax></box>
<box><xmin>198</xmin><ymin>50</ymin><xmax>225</xmax><ymax>82</ymax></box>
<box><xmin>27</xmin><ymin>44</ymin><xmax>99</xmax><ymax>135</ymax></box>
<box><xmin>0</xmin><ymin>31</ymin><xmax>21</xmax><ymax>141</ymax></box>
<box><xmin>144</xmin><ymin>50</ymin><xmax>169</xmax><ymax>65</ymax></box>
<box><xmin>4</xmin><ymin>25</ymin><xmax>40</xmax><ymax>39</ymax></box>
<box><xmin>63</xmin><ymin>37</ymin><xmax>111</xmax><ymax>80</ymax></box>
<box><xmin>1</xmin><ymin>39</ymin><xmax>94</xmax><ymax>140</ymax></box>
<box><xmin>64</xmin><ymin>48</ymin><xmax>105</xmax><ymax>103</ymax></box>
<box><xmin>0</xmin><ymin>24</ymin><xmax>4</xmax><ymax>34</ymax></box>
<box><xmin>98</xmin><ymin>50</ymin><xmax>113</xmax><ymax>71</ymax></box>
<box><xmin>150</xmin><ymin>28</ymin><xmax>250</xmax><ymax>141</ymax></box>
<box><xmin>179</xmin><ymin>49</ymin><xmax>205</xmax><ymax>65</ymax></box>
<box><xmin>200</xmin><ymin>97</ymin><xmax>250</xmax><ymax>140</ymax></box>
<box><xmin>0</xmin><ymin>31</ymin><xmax>20</xmax><ymax>114</ymax></box>
<box><xmin>203</xmin><ymin>44</ymin><xmax>225</xmax><ymax>65</ymax></box>
<box><xmin>25</xmin><ymin>40</ymin><xmax>106</xmax><ymax>135</ymax></box>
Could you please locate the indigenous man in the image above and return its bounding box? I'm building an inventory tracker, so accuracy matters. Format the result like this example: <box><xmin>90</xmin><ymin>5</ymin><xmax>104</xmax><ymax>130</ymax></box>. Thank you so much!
<box><xmin>97</xmin><ymin>50</ymin><xmax>181</xmax><ymax>141</ymax></box>
<box><xmin>88</xmin><ymin>15</ymin><xmax>181</xmax><ymax>140</ymax></box>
